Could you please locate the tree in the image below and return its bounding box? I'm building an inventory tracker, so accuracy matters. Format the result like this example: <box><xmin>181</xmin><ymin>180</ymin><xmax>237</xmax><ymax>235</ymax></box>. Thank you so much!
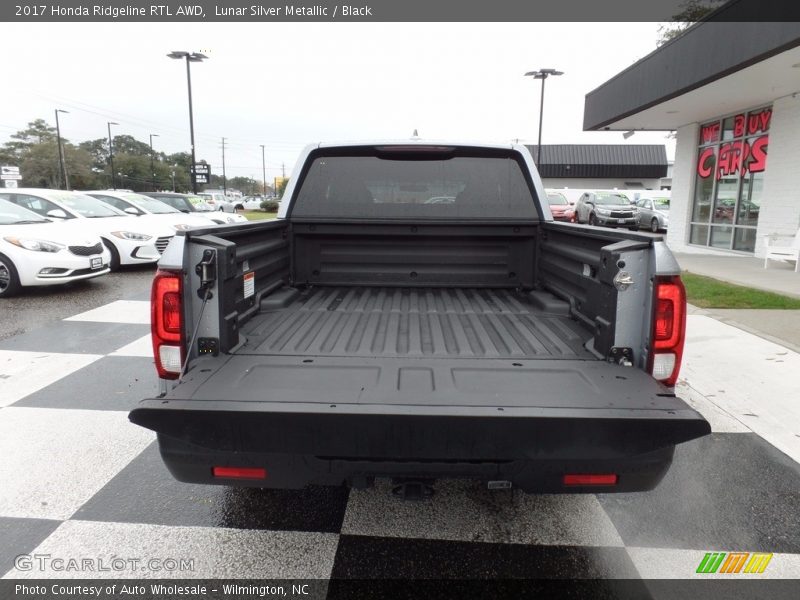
<box><xmin>657</xmin><ymin>0</ymin><xmax>726</xmax><ymax>46</ymax></box>
<box><xmin>277</xmin><ymin>177</ymin><xmax>289</xmax><ymax>198</ymax></box>
<box><xmin>3</xmin><ymin>119</ymin><xmax>59</xmax><ymax>167</ymax></box>
<box><xmin>20</xmin><ymin>141</ymin><xmax>61</xmax><ymax>188</ymax></box>
<box><xmin>111</xmin><ymin>134</ymin><xmax>153</xmax><ymax>157</ymax></box>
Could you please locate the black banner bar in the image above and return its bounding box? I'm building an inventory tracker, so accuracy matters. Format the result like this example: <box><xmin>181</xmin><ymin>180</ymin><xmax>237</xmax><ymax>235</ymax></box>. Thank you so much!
<box><xmin>2</xmin><ymin>579</ymin><xmax>800</xmax><ymax>600</ymax></box>
<box><xmin>2</xmin><ymin>0</ymin><xmax>800</xmax><ymax>23</ymax></box>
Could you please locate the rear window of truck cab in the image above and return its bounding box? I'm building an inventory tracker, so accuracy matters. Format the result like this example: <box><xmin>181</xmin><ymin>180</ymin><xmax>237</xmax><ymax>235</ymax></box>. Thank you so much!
<box><xmin>290</xmin><ymin>148</ymin><xmax>539</xmax><ymax>220</ymax></box>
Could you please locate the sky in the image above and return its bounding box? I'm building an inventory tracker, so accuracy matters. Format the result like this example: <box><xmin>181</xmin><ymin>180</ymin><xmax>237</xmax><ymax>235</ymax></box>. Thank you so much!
<box><xmin>0</xmin><ymin>22</ymin><xmax>677</xmax><ymax>186</ymax></box>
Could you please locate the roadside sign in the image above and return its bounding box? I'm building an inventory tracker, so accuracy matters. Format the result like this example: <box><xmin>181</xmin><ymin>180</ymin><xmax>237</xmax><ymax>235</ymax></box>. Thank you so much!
<box><xmin>3</xmin><ymin>180</ymin><xmax>18</xmax><ymax>188</ymax></box>
<box><xmin>1</xmin><ymin>165</ymin><xmax>21</xmax><ymax>180</ymax></box>
<box><xmin>191</xmin><ymin>163</ymin><xmax>210</xmax><ymax>185</ymax></box>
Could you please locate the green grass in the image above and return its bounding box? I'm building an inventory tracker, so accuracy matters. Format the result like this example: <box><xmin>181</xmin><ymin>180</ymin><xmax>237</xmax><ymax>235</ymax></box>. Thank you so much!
<box><xmin>682</xmin><ymin>272</ymin><xmax>800</xmax><ymax>309</ymax></box>
<box><xmin>243</xmin><ymin>210</ymin><xmax>277</xmax><ymax>221</ymax></box>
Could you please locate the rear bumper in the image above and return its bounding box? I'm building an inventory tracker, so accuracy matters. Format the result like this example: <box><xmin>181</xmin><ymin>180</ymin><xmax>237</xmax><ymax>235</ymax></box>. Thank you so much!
<box><xmin>130</xmin><ymin>401</ymin><xmax>709</xmax><ymax>493</ymax></box>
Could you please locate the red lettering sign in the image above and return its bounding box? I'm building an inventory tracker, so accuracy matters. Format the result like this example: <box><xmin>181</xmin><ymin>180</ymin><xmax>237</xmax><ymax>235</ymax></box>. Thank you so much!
<box><xmin>749</xmin><ymin>135</ymin><xmax>768</xmax><ymax>173</ymax></box>
<box><xmin>747</xmin><ymin>108</ymin><xmax>771</xmax><ymax>135</ymax></box>
<box><xmin>697</xmin><ymin>147</ymin><xmax>715</xmax><ymax>178</ymax></box>
<box><xmin>733</xmin><ymin>114</ymin><xmax>746</xmax><ymax>137</ymax></box>
<box><xmin>697</xmin><ymin>134</ymin><xmax>768</xmax><ymax>180</ymax></box>
<box><xmin>717</xmin><ymin>141</ymin><xmax>745</xmax><ymax>179</ymax></box>
<box><xmin>700</xmin><ymin>123</ymin><xmax>720</xmax><ymax>144</ymax></box>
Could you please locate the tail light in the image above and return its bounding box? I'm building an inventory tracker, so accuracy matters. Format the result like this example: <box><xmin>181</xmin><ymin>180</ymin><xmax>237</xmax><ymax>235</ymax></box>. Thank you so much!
<box><xmin>151</xmin><ymin>269</ymin><xmax>184</xmax><ymax>380</ymax></box>
<box><xmin>647</xmin><ymin>276</ymin><xmax>686</xmax><ymax>386</ymax></box>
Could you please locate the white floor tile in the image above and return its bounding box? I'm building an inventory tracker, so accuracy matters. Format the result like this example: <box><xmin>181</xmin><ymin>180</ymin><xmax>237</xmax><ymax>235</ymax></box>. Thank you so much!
<box><xmin>674</xmin><ymin>382</ymin><xmax>751</xmax><ymax>434</ymax></box>
<box><xmin>0</xmin><ymin>350</ymin><xmax>102</xmax><ymax>408</ymax></box>
<box><xmin>110</xmin><ymin>335</ymin><xmax>152</xmax><ymax>357</ymax></box>
<box><xmin>0</xmin><ymin>408</ymin><xmax>154</xmax><ymax>520</ymax></box>
<box><xmin>4</xmin><ymin>520</ymin><xmax>339</xmax><ymax>579</ymax></box>
<box><xmin>65</xmin><ymin>301</ymin><xmax>150</xmax><ymax>324</ymax></box>
<box><xmin>682</xmin><ymin>315</ymin><xmax>800</xmax><ymax>464</ymax></box>
<box><xmin>341</xmin><ymin>479</ymin><xmax>624</xmax><ymax>547</ymax></box>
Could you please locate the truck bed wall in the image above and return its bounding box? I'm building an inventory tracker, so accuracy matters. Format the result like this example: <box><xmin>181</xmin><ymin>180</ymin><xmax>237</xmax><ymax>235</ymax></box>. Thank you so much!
<box><xmin>183</xmin><ymin>220</ymin><xmax>654</xmax><ymax>359</ymax></box>
<box><xmin>290</xmin><ymin>222</ymin><xmax>537</xmax><ymax>288</ymax></box>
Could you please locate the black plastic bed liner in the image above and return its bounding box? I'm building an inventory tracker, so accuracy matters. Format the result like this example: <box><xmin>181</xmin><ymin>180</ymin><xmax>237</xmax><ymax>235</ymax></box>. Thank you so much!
<box><xmin>237</xmin><ymin>286</ymin><xmax>593</xmax><ymax>359</ymax></box>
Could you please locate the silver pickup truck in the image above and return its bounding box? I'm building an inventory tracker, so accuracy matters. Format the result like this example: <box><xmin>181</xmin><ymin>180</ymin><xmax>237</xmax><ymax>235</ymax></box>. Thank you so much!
<box><xmin>130</xmin><ymin>141</ymin><xmax>709</xmax><ymax>498</ymax></box>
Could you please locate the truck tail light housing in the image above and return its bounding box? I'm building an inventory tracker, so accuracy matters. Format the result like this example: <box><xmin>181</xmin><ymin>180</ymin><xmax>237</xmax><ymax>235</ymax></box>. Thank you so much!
<box><xmin>151</xmin><ymin>269</ymin><xmax>184</xmax><ymax>380</ymax></box>
<box><xmin>648</xmin><ymin>276</ymin><xmax>686</xmax><ymax>387</ymax></box>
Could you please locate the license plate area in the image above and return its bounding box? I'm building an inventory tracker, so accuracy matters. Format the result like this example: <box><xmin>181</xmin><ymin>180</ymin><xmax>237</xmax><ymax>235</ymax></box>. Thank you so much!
<box><xmin>617</xmin><ymin>218</ymin><xmax>625</xmax><ymax>223</ymax></box>
<box><xmin>90</xmin><ymin>257</ymin><xmax>102</xmax><ymax>270</ymax></box>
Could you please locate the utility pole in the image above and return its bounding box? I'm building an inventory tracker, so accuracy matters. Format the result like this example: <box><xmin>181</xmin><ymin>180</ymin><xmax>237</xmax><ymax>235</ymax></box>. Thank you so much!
<box><xmin>55</xmin><ymin>109</ymin><xmax>69</xmax><ymax>190</ymax></box>
<box><xmin>260</xmin><ymin>145</ymin><xmax>267</xmax><ymax>197</ymax></box>
<box><xmin>149</xmin><ymin>133</ymin><xmax>159</xmax><ymax>191</ymax></box>
<box><xmin>107</xmin><ymin>121</ymin><xmax>118</xmax><ymax>190</ymax></box>
<box><xmin>282</xmin><ymin>162</ymin><xmax>285</xmax><ymax>178</ymax></box>
<box><xmin>221</xmin><ymin>137</ymin><xmax>227</xmax><ymax>195</ymax></box>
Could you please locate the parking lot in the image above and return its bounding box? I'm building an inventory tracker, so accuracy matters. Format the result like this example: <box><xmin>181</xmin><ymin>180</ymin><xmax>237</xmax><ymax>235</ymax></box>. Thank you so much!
<box><xmin>1</xmin><ymin>264</ymin><xmax>799</xmax><ymax>591</ymax></box>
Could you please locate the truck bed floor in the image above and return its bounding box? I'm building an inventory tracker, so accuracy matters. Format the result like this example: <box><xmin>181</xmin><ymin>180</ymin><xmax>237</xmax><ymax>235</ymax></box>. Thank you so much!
<box><xmin>238</xmin><ymin>286</ymin><xmax>593</xmax><ymax>359</ymax></box>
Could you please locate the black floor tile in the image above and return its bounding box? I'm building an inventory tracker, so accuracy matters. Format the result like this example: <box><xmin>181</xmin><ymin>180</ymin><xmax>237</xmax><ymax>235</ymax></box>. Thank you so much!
<box><xmin>331</xmin><ymin>534</ymin><xmax>640</xmax><ymax>579</ymax></box>
<box><xmin>12</xmin><ymin>356</ymin><xmax>157</xmax><ymax>411</ymax></box>
<box><xmin>73</xmin><ymin>442</ymin><xmax>350</xmax><ymax>533</ymax></box>
<box><xmin>0</xmin><ymin>321</ymin><xmax>149</xmax><ymax>355</ymax></box>
<box><xmin>0</xmin><ymin>517</ymin><xmax>61</xmax><ymax>576</ymax></box>
<box><xmin>599</xmin><ymin>433</ymin><xmax>800</xmax><ymax>553</ymax></box>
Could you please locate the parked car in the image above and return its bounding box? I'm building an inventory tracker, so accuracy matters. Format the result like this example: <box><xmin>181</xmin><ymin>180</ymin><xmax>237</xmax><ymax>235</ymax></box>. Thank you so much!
<box><xmin>575</xmin><ymin>191</ymin><xmax>638</xmax><ymax>230</ymax></box>
<box><xmin>636</xmin><ymin>193</ymin><xmax>671</xmax><ymax>232</ymax></box>
<box><xmin>142</xmin><ymin>192</ymin><xmax>248</xmax><ymax>224</ymax></box>
<box><xmin>198</xmin><ymin>191</ymin><xmax>236</xmax><ymax>213</ymax></box>
<box><xmin>545</xmin><ymin>190</ymin><xmax>576</xmax><ymax>222</ymax></box>
<box><xmin>241</xmin><ymin>195</ymin><xmax>268</xmax><ymax>210</ymax></box>
<box><xmin>0</xmin><ymin>198</ymin><xmax>110</xmax><ymax>297</ymax></box>
<box><xmin>84</xmin><ymin>191</ymin><xmax>217</xmax><ymax>231</ymax></box>
<box><xmin>0</xmin><ymin>189</ymin><xmax>174</xmax><ymax>271</ymax></box>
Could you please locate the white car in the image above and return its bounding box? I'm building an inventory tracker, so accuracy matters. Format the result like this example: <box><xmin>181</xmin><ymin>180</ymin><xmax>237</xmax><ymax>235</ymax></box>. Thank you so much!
<box><xmin>84</xmin><ymin>190</ymin><xmax>219</xmax><ymax>231</ymax></box>
<box><xmin>198</xmin><ymin>191</ymin><xmax>236</xmax><ymax>213</ymax></box>
<box><xmin>0</xmin><ymin>189</ymin><xmax>175</xmax><ymax>270</ymax></box>
<box><xmin>0</xmin><ymin>198</ymin><xmax>110</xmax><ymax>297</ymax></box>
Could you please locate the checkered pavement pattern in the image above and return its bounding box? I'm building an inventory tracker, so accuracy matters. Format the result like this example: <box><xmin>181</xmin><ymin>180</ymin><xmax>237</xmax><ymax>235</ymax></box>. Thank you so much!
<box><xmin>1</xmin><ymin>299</ymin><xmax>799</xmax><ymax>583</ymax></box>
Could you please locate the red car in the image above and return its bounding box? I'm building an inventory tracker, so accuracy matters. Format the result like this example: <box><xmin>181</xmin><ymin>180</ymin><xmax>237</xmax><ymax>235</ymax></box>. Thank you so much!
<box><xmin>547</xmin><ymin>191</ymin><xmax>576</xmax><ymax>223</ymax></box>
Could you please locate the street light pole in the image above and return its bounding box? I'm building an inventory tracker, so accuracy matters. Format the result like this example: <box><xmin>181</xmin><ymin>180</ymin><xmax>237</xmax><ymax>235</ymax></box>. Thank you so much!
<box><xmin>168</xmin><ymin>51</ymin><xmax>208</xmax><ymax>194</ymax></box>
<box><xmin>524</xmin><ymin>68</ymin><xmax>564</xmax><ymax>164</ymax></box>
<box><xmin>260</xmin><ymin>145</ymin><xmax>266</xmax><ymax>197</ymax></box>
<box><xmin>54</xmin><ymin>109</ymin><xmax>69</xmax><ymax>190</ymax></box>
<box><xmin>107</xmin><ymin>121</ymin><xmax>119</xmax><ymax>190</ymax></box>
<box><xmin>221</xmin><ymin>137</ymin><xmax>227</xmax><ymax>195</ymax></box>
<box><xmin>149</xmin><ymin>133</ymin><xmax>159</xmax><ymax>191</ymax></box>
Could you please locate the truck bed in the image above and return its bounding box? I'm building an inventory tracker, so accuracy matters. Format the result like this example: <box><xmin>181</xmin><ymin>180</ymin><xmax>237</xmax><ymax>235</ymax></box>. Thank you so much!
<box><xmin>237</xmin><ymin>286</ymin><xmax>594</xmax><ymax>360</ymax></box>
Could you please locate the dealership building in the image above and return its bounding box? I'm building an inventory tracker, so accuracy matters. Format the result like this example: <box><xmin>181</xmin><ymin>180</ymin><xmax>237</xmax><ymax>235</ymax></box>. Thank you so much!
<box><xmin>584</xmin><ymin>20</ymin><xmax>800</xmax><ymax>256</ymax></box>
<box><xmin>527</xmin><ymin>144</ymin><xmax>669</xmax><ymax>192</ymax></box>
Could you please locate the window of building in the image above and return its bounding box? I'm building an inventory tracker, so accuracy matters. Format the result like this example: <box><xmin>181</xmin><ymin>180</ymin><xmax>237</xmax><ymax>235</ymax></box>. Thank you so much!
<box><xmin>689</xmin><ymin>106</ymin><xmax>770</xmax><ymax>253</ymax></box>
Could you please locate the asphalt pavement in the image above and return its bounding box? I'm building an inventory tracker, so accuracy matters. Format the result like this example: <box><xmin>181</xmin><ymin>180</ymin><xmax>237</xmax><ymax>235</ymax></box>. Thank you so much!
<box><xmin>0</xmin><ymin>265</ymin><xmax>155</xmax><ymax>341</ymax></box>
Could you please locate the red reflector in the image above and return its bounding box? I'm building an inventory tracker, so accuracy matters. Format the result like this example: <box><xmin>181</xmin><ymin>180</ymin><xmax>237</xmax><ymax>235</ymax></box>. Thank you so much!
<box><xmin>654</xmin><ymin>297</ymin><xmax>674</xmax><ymax>341</ymax></box>
<box><xmin>212</xmin><ymin>466</ymin><xmax>267</xmax><ymax>480</ymax></box>
<box><xmin>162</xmin><ymin>291</ymin><xmax>181</xmax><ymax>333</ymax></box>
<box><xmin>563</xmin><ymin>474</ymin><xmax>618</xmax><ymax>486</ymax></box>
